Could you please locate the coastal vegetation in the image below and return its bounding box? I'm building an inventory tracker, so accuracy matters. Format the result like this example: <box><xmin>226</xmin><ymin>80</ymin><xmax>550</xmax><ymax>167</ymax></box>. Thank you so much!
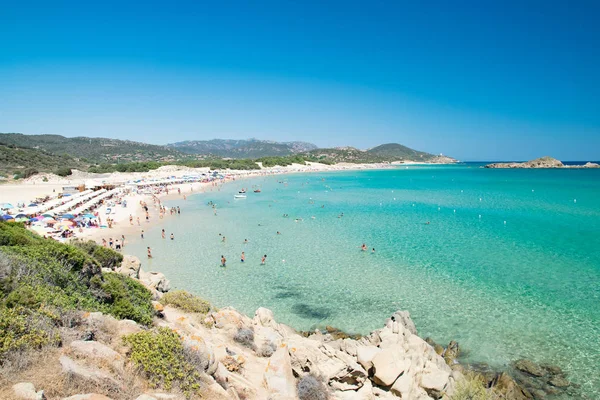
<box><xmin>0</xmin><ymin>221</ymin><xmax>154</xmax><ymax>358</ymax></box>
<box><xmin>159</xmin><ymin>289</ymin><xmax>211</xmax><ymax>314</ymax></box>
<box><xmin>1</xmin><ymin>132</ymin><xmax>453</xmax><ymax>179</ymax></box>
<box><xmin>122</xmin><ymin>327</ymin><xmax>205</xmax><ymax>395</ymax></box>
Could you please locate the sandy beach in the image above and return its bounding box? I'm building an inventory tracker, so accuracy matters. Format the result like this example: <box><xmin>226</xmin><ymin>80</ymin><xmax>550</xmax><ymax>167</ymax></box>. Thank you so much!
<box><xmin>0</xmin><ymin>162</ymin><xmax>396</xmax><ymax>246</ymax></box>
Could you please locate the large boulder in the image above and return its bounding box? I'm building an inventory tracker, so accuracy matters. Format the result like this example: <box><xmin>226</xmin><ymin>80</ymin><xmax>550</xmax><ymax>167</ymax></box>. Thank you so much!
<box><xmin>69</xmin><ymin>340</ymin><xmax>124</xmax><ymax>371</ymax></box>
<box><xmin>264</xmin><ymin>345</ymin><xmax>296</xmax><ymax>399</ymax></box>
<box><xmin>62</xmin><ymin>395</ymin><xmax>113</xmax><ymax>400</ymax></box>
<box><xmin>139</xmin><ymin>271</ymin><xmax>171</xmax><ymax>293</ymax></box>
<box><xmin>12</xmin><ymin>382</ymin><xmax>44</xmax><ymax>400</ymax></box>
<box><xmin>356</xmin><ymin>345</ymin><xmax>381</xmax><ymax>371</ymax></box>
<box><xmin>59</xmin><ymin>355</ymin><xmax>119</xmax><ymax>388</ymax></box>
<box><xmin>117</xmin><ymin>255</ymin><xmax>141</xmax><ymax>278</ymax></box>
<box><xmin>371</xmin><ymin>347</ymin><xmax>411</xmax><ymax>386</ymax></box>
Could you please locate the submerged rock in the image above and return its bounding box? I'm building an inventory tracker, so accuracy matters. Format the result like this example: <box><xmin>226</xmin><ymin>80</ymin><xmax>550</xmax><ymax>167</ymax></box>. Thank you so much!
<box><xmin>514</xmin><ymin>359</ymin><xmax>545</xmax><ymax>377</ymax></box>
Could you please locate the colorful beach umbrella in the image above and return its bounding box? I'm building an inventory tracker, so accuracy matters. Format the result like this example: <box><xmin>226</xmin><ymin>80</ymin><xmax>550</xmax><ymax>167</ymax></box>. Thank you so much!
<box><xmin>2</xmin><ymin>215</ymin><xmax>14</xmax><ymax>220</ymax></box>
<box><xmin>83</xmin><ymin>214</ymin><xmax>96</xmax><ymax>218</ymax></box>
<box><xmin>15</xmin><ymin>217</ymin><xmax>29</xmax><ymax>222</ymax></box>
<box><xmin>42</xmin><ymin>217</ymin><xmax>56</xmax><ymax>223</ymax></box>
<box><xmin>28</xmin><ymin>203</ymin><xmax>38</xmax><ymax>207</ymax></box>
<box><xmin>42</xmin><ymin>213</ymin><xmax>54</xmax><ymax>218</ymax></box>
<box><xmin>61</xmin><ymin>213</ymin><xmax>75</xmax><ymax>219</ymax></box>
<box><xmin>15</xmin><ymin>213</ymin><xmax>28</xmax><ymax>219</ymax></box>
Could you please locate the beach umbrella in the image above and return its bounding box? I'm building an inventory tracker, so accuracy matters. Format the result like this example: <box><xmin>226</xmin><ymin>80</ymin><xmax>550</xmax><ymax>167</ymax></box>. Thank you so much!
<box><xmin>0</xmin><ymin>203</ymin><xmax>14</xmax><ymax>209</ymax></box>
<box><xmin>42</xmin><ymin>217</ymin><xmax>56</xmax><ymax>223</ymax></box>
<box><xmin>15</xmin><ymin>213</ymin><xmax>28</xmax><ymax>219</ymax></box>
<box><xmin>83</xmin><ymin>214</ymin><xmax>96</xmax><ymax>218</ymax></box>
<box><xmin>29</xmin><ymin>217</ymin><xmax>39</xmax><ymax>222</ymax></box>
<box><xmin>15</xmin><ymin>217</ymin><xmax>29</xmax><ymax>222</ymax></box>
<box><xmin>2</xmin><ymin>215</ymin><xmax>14</xmax><ymax>220</ymax></box>
<box><xmin>61</xmin><ymin>213</ymin><xmax>75</xmax><ymax>219</ymax></box>
<box><xmin>62</xmin><ymin>193</ymin><xmax>72</xmax><ymax>197</ymax></box>
<box><xmin>42</xmin><ymin>213</ymin><xmax>54</xmax><ymax>218</ymax></box>
<box><xmin>59</xmin><ymin>220</ymin><xmax>75</xmax><ymax>226</ymax></box>
<box><xmin>28</xmin><ymin>203</ymin><xmax>38</xmax><ymax>207</ymax></box>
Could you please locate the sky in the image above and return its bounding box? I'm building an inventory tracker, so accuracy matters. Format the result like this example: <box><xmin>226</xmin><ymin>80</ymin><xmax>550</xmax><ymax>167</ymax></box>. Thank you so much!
<box><xmin>1</xmin><ymin>0</ymin><xmax>599</xmax><ymax>161</ymax></box>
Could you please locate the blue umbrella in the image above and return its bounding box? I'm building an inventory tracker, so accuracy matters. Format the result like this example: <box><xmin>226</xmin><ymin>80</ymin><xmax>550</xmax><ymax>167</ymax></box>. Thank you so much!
<box><xmin>61</xmin><ymin>213</ymin><xmax>75</xmax><ymax>219</ymax></box>
<box><xmin>29</xmin><ymin>217</ymin><xmax>38</xmax><ymax>222</ymax></box>
<box><xmin>0</xmin><ymin>203</ymin><xmax>14</xmax><ymax>209</ymax></box>
<box><xmin>15</xmin><ymin>214</ymin><xmax>28</xmax><ymax>219</ymax></box>
<box><xmin>83</xmin><ymin>214</ymin><xmax>96</xmax><ymax>218</ymax></box>
<box><xmin>28</xmin><ymin>203</ymin><xmax>38</xmax><ymax>206</ymax></box>
<box><xmin>2</xmin><ymin>215</ymin><xmax>14</xmax><ymax>220</ymax></box>
<box><xmin>62</xmin><ymin>193</ymin><xmax>72</xmax><ymax>197</ymax></box>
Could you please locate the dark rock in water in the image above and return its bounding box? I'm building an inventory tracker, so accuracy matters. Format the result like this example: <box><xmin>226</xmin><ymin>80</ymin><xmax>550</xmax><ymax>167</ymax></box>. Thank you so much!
<box><xmin>489</xmin><ymin>372</ymin><xmax>534</xmax><ymax>400</ymax></box>
<box><xmin>548</xmin><ymin>376</ymin><xmax>570</xmax><ymax>388</ymax></box>
<box><xmin>443</xmin><ymin>340</ymin><xmax>460</xmax><ymax>365</ymax></box>
<box><xmin>514</xmin><ymin>359</ymin><xmax>545</xmax><ymax>377</ymax></box>
<box><xmin>541</xmin><ymin>364</ymin><xmax>563</xmax><ymax>376</ymax></box>
<box><xmin>424</xmin><ymin>337</ymin><xmax>445</xmax><ymax>355</ymax></box>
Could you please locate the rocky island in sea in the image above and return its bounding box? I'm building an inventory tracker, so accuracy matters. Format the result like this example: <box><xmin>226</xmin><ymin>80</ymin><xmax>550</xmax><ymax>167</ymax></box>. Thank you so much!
<box><xmin>484</xmin><ymin>156</ymin><xmax>599</xmax><ymax>169</ymax></box>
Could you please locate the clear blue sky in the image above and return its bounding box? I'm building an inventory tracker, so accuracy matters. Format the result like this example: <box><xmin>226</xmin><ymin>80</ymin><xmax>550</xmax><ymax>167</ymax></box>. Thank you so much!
<box><xmin>1</xmin><ymin>0</ymin><xmax>599</xmax><ymax>161</ymax></box>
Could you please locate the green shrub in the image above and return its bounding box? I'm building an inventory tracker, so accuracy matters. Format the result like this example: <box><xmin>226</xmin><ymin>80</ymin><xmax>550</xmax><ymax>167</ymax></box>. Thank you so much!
<box><xmin>54</xmin><ymin>167</ymin><xmax>72</xmax><ymax>177</ymax></box>
<box><xmin>160</xmin><ymin>290</ymin><xmax>211</xmax><ymax>314</ymax></box>
<box><xmin>0</xmin><ymin>306</ymin><xmax>60</xmax><ymax>357</ymax></box>
<box><xmin>91</xmin><ymin>273</ymin><xmax>154</xmax><ymax>325</ymax></box>
<box><xmin>22</xmin><ymin>168</ymin><xmax>39</xmax><ymax>179</ymax></box>
<box><xmin>123</xmin><ymin>327</ymin><xmax>203</xmax><ymax>395</ymax></box>
<box><xmin>72</xmin><ymin>239</ymin><xmax>124</xmax><ymax>270</ymax></box>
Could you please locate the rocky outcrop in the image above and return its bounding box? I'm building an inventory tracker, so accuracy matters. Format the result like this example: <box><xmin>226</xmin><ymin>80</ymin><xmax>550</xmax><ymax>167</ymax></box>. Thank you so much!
<box><xmin>485</xmin><ymin>156</ymin><xmax>564</xmax><ymax>169</ymax></box>
<box><xmin>138</xmin><ymin>270</ymin><xmax>171</xmax><ymax>293</ymax></box>
<box><xmin>117</xmin><ymin>255</ymin><xmax>141</xmax><ymax>278</ymax></box>
<box><xmin>485</xmin><ymin>156</ymin><xmax>600</xmax><ymax>169</ymax></box>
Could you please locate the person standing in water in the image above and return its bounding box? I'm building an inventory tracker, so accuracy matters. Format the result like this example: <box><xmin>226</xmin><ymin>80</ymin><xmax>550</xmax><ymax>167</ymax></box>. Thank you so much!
<box><xmin>147</xmin><ymin>247</ymin><xmax>152</xmax><ymax>258</ymax></box>
<box><xmin>361</xmin><ymin>243</ymin><xmax>367</xmax><ymax>252</ymax></box>
<box><xmin>372</xmin><ymin>248</ymin><xmax>376</xmax><ymax>253</ymax></box>
<box><xmin>221</xmin><ymin>255</ymin><xmax>227</xmax><ymax>267</ymax></box>
<box><xmin>161</xmin><ymin>229</ymin><xmax>165</xmax><ymax>239</ymax></box>
<box><xmin>241</xmin><ymin>252</ymin><xmax>245</xmax><ymax>263</ymax></box>
<box><xmin>170</xmin><ymin>233</ymin><xmax>174</xmax><ymax>240</ymax></box>
<box><xmin>261</xmin><ymin>254</ymin><xmax>267</xmax><ymax>265</ymax></box>
<box><xmin>244</xmin><ymin>238</ymin><xmax>248</xmax><ymax>244</ymax></box>
<box><xmin>141</xmin><ymin>230</ymin><xmax>144</xmax><ymax>239</ymax></box>
<box><xmin>222</xmin><ymin>236</ymin><xmax>226</xmax><ymax>242</ymax></box>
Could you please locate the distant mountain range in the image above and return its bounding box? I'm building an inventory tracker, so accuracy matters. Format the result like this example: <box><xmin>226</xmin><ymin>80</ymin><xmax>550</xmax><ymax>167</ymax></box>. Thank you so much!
<box><xmin>0</xmin><ymin>133</ymin><xmax>182</xmax><ymax>164</ymax></box>
<box><xmin>167</xmin><ymin>138</ymin><xmax>318</xmax><ymax>158</ymax></box>
<box><xmin>0</xmin><ymin>133</ymin><xmax>455</xmax><ymax>177</ymax></box>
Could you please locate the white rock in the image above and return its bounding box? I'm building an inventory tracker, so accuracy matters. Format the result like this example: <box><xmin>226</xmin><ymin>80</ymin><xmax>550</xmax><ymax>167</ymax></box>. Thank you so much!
<box><xmin>390</xmin><ymin>373</ymin><xmax>413</xmax><ymax>398</ymax></box>
<box><xmin>118</xmin><ymin>255</ymin><xmax>141</xmax><ymax>278</ymax></box>
<box><xmin>264</xmin><ymin>345</ymin><xmax>296</xmax><ymax>399</ymax></box>
<box><xmin>371</xmin><ymin>349</ymin><xmax>411</xmax><ymax>386</ymax></box>
<box><xmin>133</xmin><ymin>396</ymin><xmax>157</xmax><ymax>400</ymax></box>
<box><xmin>69</xmin><ymin>340</ymin><xmax>124</xmax><ymax>370</ymax></box>
<box><xmin>420</xmin><ymin>368</ymin><xmax>450</xmax><ymax>392</ymax></box>
<box><xmin>62</xmin><ymin>395</ymin><xmax>113</xmax><ymax>400</ymax></box>
<box><xmin>59</xmin><ymin>355</ymin><xmax>119</xmax><ymax>388</ymax></box>
<box><xmin>12</xmin><ymin>382</ymin><xmax>44</xmax><ymax>400</ymax></box>
<box><xmin>356</xmin><ymin>345</ymin><xmax>381</xmax><ymax>370</ymax></box>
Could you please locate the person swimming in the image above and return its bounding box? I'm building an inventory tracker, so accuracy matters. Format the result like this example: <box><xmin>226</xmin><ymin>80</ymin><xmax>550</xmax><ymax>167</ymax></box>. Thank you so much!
<box><xmin>261</xmin><ymin>254</ymin><xmax>267</xmax><ymax>265</ymax></box>
<box><xmin>241</xmin><ymin>252</ymin><xmax>245</xmax><ymax>262</ymax></box>
<box><xmin>361</xmin><ymin>243</ymin><xmax>367</xmax><ymax>251</ymax></box>
<box><xmin>244</xmin><ymin>238</ymin><xmax>248</xmax><ymax>244</ymax></box>
<box><xmin>372</xmin><ymin>248</ymin><xmax>376</xmax><ymax>253</ymax></box>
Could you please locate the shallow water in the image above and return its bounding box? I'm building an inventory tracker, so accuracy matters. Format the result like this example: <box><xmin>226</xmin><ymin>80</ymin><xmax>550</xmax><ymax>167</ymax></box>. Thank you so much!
<box><xmin>125</xmin><ymin>165</ymin><xmax>600</xmax><ymax>397</ymax></box>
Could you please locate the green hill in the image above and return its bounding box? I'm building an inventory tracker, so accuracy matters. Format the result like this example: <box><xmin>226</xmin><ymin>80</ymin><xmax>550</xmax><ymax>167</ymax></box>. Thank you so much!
<box><xmin>366</xmin><ymin>143</ymin><xmax>434</xmax><ymax>160</ymax></box>
<box><xmin>167</xmin><ymin>138</ymin><xmax>318</xmax><ymax>158</ymax></box>
<box><xmin>0</xmin><ymin>133</ymin><xmax>185</xmax><ymax>164</ymax></box>
<box><xmin>0</xmin><ymin>144</ymin><xmax>87</xmax><ymax>179</ymax></box>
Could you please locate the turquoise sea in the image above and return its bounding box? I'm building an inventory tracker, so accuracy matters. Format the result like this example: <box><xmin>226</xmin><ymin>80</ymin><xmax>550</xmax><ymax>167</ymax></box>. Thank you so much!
<box><xmin>125</xmin><ymin>164</ymin><xmax>600</xmax><ymax>397</ymax></box>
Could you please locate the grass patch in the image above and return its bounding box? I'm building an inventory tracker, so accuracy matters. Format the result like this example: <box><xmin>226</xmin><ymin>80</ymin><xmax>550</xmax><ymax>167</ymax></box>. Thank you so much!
<box><xmin>160</xmin><ymin>290</ymin><xmax>211</xmax><ymax>314</ymax></box>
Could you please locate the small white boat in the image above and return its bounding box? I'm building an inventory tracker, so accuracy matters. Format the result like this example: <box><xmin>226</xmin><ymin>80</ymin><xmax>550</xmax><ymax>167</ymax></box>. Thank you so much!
<box><xmin>234</xmin><ymin>194</ymin><xmax>247</xmax><ymax>199</ymax></box>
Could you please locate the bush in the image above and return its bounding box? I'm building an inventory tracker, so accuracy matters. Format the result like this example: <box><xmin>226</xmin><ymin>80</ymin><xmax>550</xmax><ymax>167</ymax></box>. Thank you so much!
<box><xmin>123</xmin><ymin>327</ymin><xmax>203</xmax><ymax>395</ymax></box>
<box><xmin>297</xmin><ymin>374</ymin><xmax>329</xmax><ymax>400</ymax></box>
<box><xmin>54</xmin><ymin>167</ymin><xmax>72</xmax><ymax>177</ymax></box>
<box><xmin>451</xmin><ymin>373</ymin><xmax>494</xmax><ymax>400</ymax></box>
<box><xmin>233</xmin><ymin>328</ymin><xmax>256</xmax><ymax>350</ymax></box>
<box><xmin>90</xmin><ymin>273</ymin><xmax>154</xmax><ymax>325</ymax></box>
<box><xmin>0</xmin><ymin>306</ymin><xmax>60</xmax><ymax>357</ymax></box>
<box><xmin>72</xmin><ymin>240</ymin><xmax>124</xmax><ymax>270</ymax></box>
<box><xmin>159</xmin><ymin>290</ymin><xmax>211</xmax><ymax>314</ymax></box>
<box><xmin>258</xmin><ymin>340</ymin><xmax>277</xmax><ymax>357</ymax></box>
<box><xmin>22</xmin><ymin>168</ymin><xmax>39</xmax><ymax>179</ymax></box>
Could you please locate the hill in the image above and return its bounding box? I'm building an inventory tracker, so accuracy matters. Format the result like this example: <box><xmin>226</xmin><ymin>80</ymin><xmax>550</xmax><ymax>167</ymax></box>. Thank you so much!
<box><xmin>167</xmin><ymin>138</ymin><xmax>318</xmax><ymax>158</ymax></box>
<box><xmin>0</xmin><ymin>144</ymin><xmax>86</xmax><ymax>179</ymax></box>
<box><xmin>366</xmin><ymin>143</ymin><xmax>434</xmax><ymax>160</ymax></box>
<box><xmin>0</xmin><ymin>133</ymin><xmax>185</xmax><ymax>164</ymax></box>
<box><xmin>305</xmin><ymin>143</ymin><xmax>454</xmax><ymax>163</ymax></box>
